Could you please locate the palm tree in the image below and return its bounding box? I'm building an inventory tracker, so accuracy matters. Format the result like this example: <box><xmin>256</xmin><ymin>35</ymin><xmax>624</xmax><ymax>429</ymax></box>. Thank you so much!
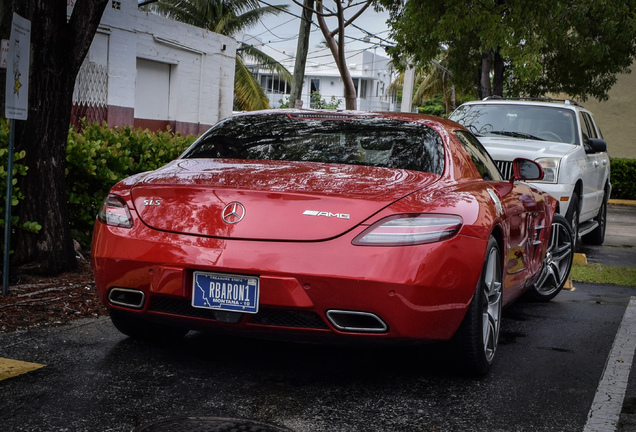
<box><xmin>147</xmin><ymin>0</ymin><xmax>292</xmax><ymax>111</ymax></box>
<box><xmin>388</xmin><ymin>52</ymin><xmax>469</xmax><ymax>115</ymax></box>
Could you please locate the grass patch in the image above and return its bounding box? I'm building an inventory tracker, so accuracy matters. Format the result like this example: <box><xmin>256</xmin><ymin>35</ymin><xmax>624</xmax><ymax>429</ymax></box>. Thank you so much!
<box><xmin>571</xmin><ymin>263</ymin><xmax>636</xmax><ymax>287</ymax></box>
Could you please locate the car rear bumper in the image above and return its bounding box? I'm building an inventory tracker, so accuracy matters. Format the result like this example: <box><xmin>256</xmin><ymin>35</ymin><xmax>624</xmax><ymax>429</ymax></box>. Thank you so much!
<box><xmin>92</xmin><ymin>221</ymin><xmax>487</xmax><ymax>342</ymax></box>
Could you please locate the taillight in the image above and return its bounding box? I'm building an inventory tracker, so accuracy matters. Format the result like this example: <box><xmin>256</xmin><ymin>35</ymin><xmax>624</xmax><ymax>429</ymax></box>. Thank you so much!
<box><xmin>97</xmin><ymin>194</ymin><xmax>133</xmax><ymax>228</ymax></box>
<box><xmin>352</xmin><ymin>214</ymin><xmax>462</xmax><ymax>246</ymax></box>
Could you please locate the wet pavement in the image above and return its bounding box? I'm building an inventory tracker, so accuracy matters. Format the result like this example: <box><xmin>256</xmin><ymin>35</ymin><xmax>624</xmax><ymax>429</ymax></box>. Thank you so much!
<box><xmin>578</xmin><ymin>202</ymin><xmax>636</xmax><ymax>268</ymax></box>
<box><xmin>0</xmin><ymin>203</ymin><xmax>633</xmax><ymax>432</ymax></box>
<box><xmin>1</xmin><ymin>281</ymin><xmax>634</xmax><ymax>432</ymax></box>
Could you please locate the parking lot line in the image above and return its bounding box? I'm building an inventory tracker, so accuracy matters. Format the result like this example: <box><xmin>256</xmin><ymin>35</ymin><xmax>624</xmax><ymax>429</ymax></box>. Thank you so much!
<box><xmin>584</xmin><ymin>297</ymin><xmax>636</xmax><ymax>432</ymax></box>
<box><xmin>0</xmin><ymin>357</ymin><xmax>46</xmax><ymax>381</ymax></box>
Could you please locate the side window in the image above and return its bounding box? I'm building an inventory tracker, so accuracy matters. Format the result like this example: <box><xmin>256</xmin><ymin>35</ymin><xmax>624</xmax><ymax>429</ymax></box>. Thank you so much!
<box><xmin>578</xmin><ymin>111</ymin><xmax>593</xmax><ymax>142</ymax></box>
<box><xmin>582</xmin><ymin>113</ymin><xmax>598</xmax><ymax>138</ymax></box>
<box><xmin>455</xmin><ymin>130</ymin><xmax>502</xmax><ymax>182</ymax></box>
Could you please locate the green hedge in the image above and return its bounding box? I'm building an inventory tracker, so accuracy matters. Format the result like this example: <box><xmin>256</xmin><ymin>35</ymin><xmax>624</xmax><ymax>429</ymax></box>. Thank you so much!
<box><xmin>0</xmin><ymin>119</ymin><xmax>196</xmax><ymax>249</ymax></box>
<box><xmin>66</xmin><ymin>121</ymin><xmax>196</xmax><ymax>247</ymax></box>
<box><xmin>610</xmin><ymin>158</ymin><xmax>636</xmax><ymax>201</ymax></box>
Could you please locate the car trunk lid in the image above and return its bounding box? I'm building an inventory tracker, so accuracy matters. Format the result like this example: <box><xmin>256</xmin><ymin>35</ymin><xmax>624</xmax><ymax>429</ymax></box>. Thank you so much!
<box><xmin>130</xmin><ymin>159</ymin><xmax>439</xmax><ymax>241</ymax></box>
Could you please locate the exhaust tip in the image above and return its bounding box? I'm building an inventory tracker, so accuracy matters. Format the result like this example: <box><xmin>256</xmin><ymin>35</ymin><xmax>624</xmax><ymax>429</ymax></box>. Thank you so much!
<box><xmin>108</xmin><ymin>288</ymin><xmax>145</xmax><ymax>309</ymax></box>
<box><xmin>326</xmin><ymin>310</ymin><xmax>388</xmax><ymax>333</ymax></box>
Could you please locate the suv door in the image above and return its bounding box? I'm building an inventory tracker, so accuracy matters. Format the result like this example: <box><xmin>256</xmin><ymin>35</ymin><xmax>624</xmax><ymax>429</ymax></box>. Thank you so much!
<box><xmin>577</xmin><ymin>111</ymin><xmax>607</xmax><ymax>218</ymax></box>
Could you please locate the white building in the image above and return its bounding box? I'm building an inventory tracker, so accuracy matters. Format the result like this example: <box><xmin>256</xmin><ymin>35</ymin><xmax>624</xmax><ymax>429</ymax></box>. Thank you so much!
<box><xmin>245</xmin><ymin>37</ymin><xmax>398</xmax><ymax>112</ymax></box>
<box><xmin>71</xmin><ymin>0</ymin><xmax>236</xmax><ymax>136</ymax></box>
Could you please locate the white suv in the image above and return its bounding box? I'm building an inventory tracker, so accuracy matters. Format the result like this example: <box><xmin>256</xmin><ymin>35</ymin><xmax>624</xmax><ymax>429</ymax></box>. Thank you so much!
<box><xmin>450</xmin><ymin>97</ymin><xmax>611</xmax><ymax>248</ymax></box>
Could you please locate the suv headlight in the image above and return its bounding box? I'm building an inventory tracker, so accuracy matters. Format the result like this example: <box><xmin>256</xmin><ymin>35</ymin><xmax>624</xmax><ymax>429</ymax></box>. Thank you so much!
<box><xmin>534</xmin><ymin>157</ymin><xmax>560</xmax><ymax>183</ymax></box>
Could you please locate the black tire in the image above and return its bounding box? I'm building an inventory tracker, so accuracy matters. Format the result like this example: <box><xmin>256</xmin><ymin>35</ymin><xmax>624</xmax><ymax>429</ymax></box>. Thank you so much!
<box><xmin>109</xmin><ymin>309</ymin><xmax>189</xmax><ymax>341</ymax></box>
<box><xmin>525</xmin><ymin>214</ymin><xmax>573</xmax><ymax>302</ymax></box>
<box><xmin>582</xmin><ymin>195</ymin><xmax>607</xmax><ymax>245</ymax></box>
<box><xmin>453</xmin><ymin>236</ymin><xmax>502</xmax><ymax>376</ymax></box>
<box><xmin>565</xmin><ymin>193</ymin><xmax>580</xmax><ymax>252</ymax></box>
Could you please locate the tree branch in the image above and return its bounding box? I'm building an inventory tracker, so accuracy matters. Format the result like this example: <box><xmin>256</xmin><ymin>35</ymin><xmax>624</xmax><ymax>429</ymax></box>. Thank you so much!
<box><xmin>67</xmin><ymin>0</ymin><xmax>110</xmax><ymax>75</ymax></box>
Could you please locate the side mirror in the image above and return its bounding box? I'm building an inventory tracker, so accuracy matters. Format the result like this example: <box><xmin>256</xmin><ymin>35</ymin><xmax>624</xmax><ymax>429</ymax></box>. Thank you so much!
<box><xmin>510</xmin><ymin>158</ymin><xmax>544</xmax><ymax>182</ymax></box>
<box><xmin>586</xmin><ymin>137</ymin><xmax>607</xmax><ymax>153</ymax></box>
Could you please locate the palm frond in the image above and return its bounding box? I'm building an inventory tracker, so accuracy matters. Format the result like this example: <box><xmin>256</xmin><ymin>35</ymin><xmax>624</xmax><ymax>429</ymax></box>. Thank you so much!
<box><xmin>239</xmin><ymin>43</ymin><xmax>292</xmax><ymax>83</ymax></box>
<box><xmin>233</xmin><ymin>57</ymin><xmax>270</xmax><ymax>111</ymax></box>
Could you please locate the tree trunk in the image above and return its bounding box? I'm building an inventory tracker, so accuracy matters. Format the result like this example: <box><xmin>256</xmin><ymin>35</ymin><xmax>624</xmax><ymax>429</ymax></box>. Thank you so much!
<box><xmin>478</xmin><ymin>51</ymin><xmax>492</xmax><ymax>99</ymax></box>
<box><xmin>314</xmin><ymin>1</ymin><xmax>371</xmax><ymax>110</ymax></box>
<box><xmin>492</xmin><ymin>50</ymin><xmax>505</xmax><ymax>97</ymax></box>
<box><xmin>442</xmin><ymin>76</ymin><xmax>449</xmax><ymax>115</ymax></box>
<box><xmin>3</xmin><ymin>0</ymin><xmax>109</xmax><ymax>275</ymax></box>
<box><xmin>289</xmin><ymin>0</ymin><xmax>313</xmax><ymax>108</ymax></box>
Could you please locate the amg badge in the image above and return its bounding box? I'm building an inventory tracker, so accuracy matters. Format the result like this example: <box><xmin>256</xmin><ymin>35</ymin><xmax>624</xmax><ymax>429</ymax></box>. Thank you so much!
<box><xmin>303</xmin><ymin>210</ymin><xmax>350</xmax><ymax>219</ymax></box>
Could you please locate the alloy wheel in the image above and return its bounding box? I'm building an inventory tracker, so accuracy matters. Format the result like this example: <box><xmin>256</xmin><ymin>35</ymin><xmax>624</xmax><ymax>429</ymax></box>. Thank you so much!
<box><xmin>534</xmin><ymin>216</ymin><xmax>573</xmax><ymax>297</ymax></box>
<box><xmin>482</xmin><ymin>247</ymin><xmax>502</xmax><ymax>363</ymax></box>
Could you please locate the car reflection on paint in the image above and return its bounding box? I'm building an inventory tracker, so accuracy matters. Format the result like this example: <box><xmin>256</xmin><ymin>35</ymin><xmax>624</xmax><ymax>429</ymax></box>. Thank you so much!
<box><xmin>91</xmin><ymin>110</ymin><xmax>573</xmax><ymax>375</ymax></box>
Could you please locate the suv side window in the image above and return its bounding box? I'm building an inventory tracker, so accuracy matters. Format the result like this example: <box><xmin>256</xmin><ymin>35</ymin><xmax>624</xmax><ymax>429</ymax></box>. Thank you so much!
<box><xmin>455</xmin><ymin>130</ymin><xmax>502</xmax><ymax>182</ymax></box>
<box><xmin>579</xmin><ymin>112</ymin><xmax>598</xmax><ymax>140</ymax></box>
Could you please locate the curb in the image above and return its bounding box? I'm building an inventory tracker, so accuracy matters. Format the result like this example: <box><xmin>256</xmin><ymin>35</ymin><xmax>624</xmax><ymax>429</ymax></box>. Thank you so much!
<box><xmin>565</xmin><ymin>253</ymin><xmax>587</xmax><ymax>290</ymax></box>
<box><xmin>573</xmin><ymin>253</ymin><xmax>588</xmax><ymax>266</ymax></box>
<box><xmin>609</xmin><ymin>199</ymin><xmax>636</xmax><ymax>206</ymax></box>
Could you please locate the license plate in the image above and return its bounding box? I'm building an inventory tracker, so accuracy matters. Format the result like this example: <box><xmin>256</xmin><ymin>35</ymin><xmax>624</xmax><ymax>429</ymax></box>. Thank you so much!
<box><xmin>192</xmin><ymin>271</ymin><xmax>259</xmax><ymax>314</ymax></box>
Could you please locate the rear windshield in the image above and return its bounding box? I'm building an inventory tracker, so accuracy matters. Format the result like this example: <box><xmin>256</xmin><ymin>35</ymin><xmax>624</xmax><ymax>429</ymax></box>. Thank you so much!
<box><xmin>450</xmin><ymin>103</ymin><xmax>578</xmax><ymax>145</ymax></box>
<box><xmin>182</xmin><ymin>113</ymin><xmax>445</xmax><ymax>175</ymax></box>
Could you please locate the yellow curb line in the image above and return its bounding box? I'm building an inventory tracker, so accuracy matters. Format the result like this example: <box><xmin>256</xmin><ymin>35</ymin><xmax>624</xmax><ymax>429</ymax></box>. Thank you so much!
<box><xmin>0</xmin><ymin>357</ymin><xmax>45</xmax><ymax>381</ymax></box>
<box><xmin>564</xmin><ymin>253</ymin><xmax>588</xmax><ymax>291</ymax></box>
<box><xmin>609</xmin><ymin>199</ymin><xmax>636</xmax><ymax>206</ymax></box>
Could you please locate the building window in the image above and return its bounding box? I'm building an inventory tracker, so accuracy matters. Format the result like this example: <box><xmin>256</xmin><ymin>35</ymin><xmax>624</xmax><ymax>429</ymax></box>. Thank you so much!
<box><xmin>310</xmin><ymin>79</ymin><xmax>321</xmax><ymax>107</ymax></box>
<box><xmin>352</xmin><ymin>79</ymin><xmax>367</xmax><ymax>99</ymax></box>
<box><xmin>260</xmin><ymin>75</ymin><xmax>290</xmax><ymax>95</ymax></box>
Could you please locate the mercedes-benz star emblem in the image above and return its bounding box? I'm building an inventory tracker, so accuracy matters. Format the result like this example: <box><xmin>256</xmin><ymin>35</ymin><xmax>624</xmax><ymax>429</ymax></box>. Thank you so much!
<box><xmin>222</xmin><ymin>202</ymin><xmax>246</xmax><ymax>224</ymax></box>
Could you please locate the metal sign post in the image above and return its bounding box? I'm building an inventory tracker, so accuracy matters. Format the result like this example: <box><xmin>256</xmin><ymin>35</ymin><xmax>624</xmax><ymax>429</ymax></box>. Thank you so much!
<box><xmin>3</xmin><ymin>120</ymin><xmax>15</xmax><ymax>294</ymax></box>
<box><xmin>3</xmin><ymin>13</ymin><xmax>31</xmax><ymax>295</ymax></box>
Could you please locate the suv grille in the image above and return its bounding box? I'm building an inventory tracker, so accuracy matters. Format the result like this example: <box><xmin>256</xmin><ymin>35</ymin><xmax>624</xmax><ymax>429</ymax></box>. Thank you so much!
<box><xmin>496</xmin><ymin>160</ymin><xmax>513</xmax><ymax>180</ymax></box>
<box><xmin>148</xmin><ymin>296</ymin><xmax>328</xmax><ymax>329</ymax></box>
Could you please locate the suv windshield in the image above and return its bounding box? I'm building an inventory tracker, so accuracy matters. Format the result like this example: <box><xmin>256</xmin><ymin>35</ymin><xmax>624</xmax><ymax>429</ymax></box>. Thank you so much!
<box><xmin>450</xmin><ymin>104</ymin><xmax>578</xmax><ymax>145</ymax></box>
<box><xmin>182</xmin><ymin>113</ymin><xmax>445</xmax><ymax>175</ymax></box>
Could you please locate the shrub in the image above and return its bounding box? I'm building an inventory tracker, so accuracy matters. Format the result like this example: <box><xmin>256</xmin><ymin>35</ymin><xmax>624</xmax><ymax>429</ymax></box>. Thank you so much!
<box><xmin>610</xmin><ymin>158</ymin><xmax>636</xmax><ymax>200</ymax></box>
<box><xmin>418</xmin><ymin>95</ymin><xmax>446</xmax><ymax>117</ymax></box>
<box><xmin>310</xmin><ymin>91</ymin><xmax>342</xmax><ymax>110</ymax></box>
<box><xmin>66</xmin><ymin>121</ymin><xmax>196</xmax><ymax>247</ymax></box>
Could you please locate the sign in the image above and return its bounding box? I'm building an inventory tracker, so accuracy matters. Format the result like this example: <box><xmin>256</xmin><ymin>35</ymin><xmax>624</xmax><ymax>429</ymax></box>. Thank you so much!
<box><xmin>0</xmin><ymin>40</ymin><xmax>8</xmax><ymax>69</ymax></box>
<box><xmin>5</xmin><ymin>13</ymin><xmax>31</xmax><ymax>120</ymax></box>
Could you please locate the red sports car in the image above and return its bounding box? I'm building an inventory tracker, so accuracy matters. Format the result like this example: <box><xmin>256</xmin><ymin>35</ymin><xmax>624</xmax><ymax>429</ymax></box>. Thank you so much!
<box><xmin>92</xmin><ymin>110</ymin><xmax>573</xmax><ymax>375</ymax></box>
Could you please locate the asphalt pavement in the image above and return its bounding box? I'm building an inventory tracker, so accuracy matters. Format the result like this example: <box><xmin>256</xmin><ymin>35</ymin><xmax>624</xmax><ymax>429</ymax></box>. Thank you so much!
<box><xmin>578</xmin><ymin>201</ymin><xmax>636</xmax><ymax>268</ymax></box>
<box><xmin>0</xmin><ymin>202</ymin><xmax>633</xmax><ymax>432</ymax></box>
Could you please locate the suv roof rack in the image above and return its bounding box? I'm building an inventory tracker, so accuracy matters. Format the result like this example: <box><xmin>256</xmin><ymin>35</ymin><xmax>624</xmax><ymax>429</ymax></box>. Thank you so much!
<box><xmin>482</xmin><ymin>96</ymin><xmax>583</xmax><ymax>107</ymax></box>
